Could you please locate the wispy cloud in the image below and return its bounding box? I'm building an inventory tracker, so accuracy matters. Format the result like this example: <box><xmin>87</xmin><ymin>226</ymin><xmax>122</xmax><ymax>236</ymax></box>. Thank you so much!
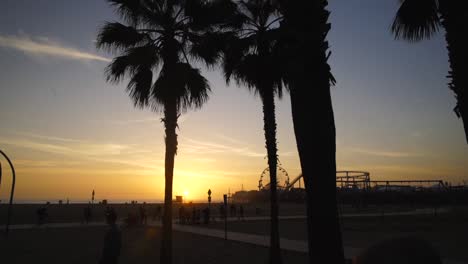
<box><xmin>17</xmin><ymin>132</ymin><xmax>84</xmax><ymax>143</ymax></box>
<box><xmin>214</xmin><ymin>134</ymin><xmax>248</xmax><ymax>146</ymax></box>
<box><xmin>180</xmin><ymin>135</ymin><xmax>295</xmax><ymax>158</ymax></box>
<box><xmin>217</xmin><ymin>134</ymin><xmax>295</xmax><ymax>157</ymax></box>
<box><xmin>0</xmin><ymin>138</ymin><xmax>127</xmax><ymax>156</ymax></box>
<box><xmin>370</xmin><ymin>165</ymin><xmax>455</xmax><ymax>178</ymax></box>
<box><xmin>0</xmin><ymin>133</ymin><xmax>163</xmax><ymax>171</ymax></box>
<box><xmin>181</xmin><ymin>136</ymin><xmax>265</xmax><ymax>157</ymax></box>
<box><xmin>349</xmin><ymin>148</ymin><xmax>424</xmax><ymax>158</ymax></box>
<box><xmin>191</xmin><ymin>157</ymin><xmax>217</xmax><ymax>163</ymax></box>
<box><xmin>13</xmin><ymin>159</ymin><xmax>84</xmax><ymax>169</ymax></box>
<box><xmin>411</xmin><ymin>131</ymin><xmax>423</xmax><ymax>138</ymax></box>
<box><xmin>0</xmin><ymin>34</ymin><xmax>110</xmax><ymax>62</ymax></box>
<box><xmin>279</xmin><ymin>151</ymin><xmax>295</xmax><ymax>157</ymax></box>
<box><xmin>109</xmin><ymin>117</ymin><xmax>161</xmax><ymax>125</ymax></box>
<box><xmin>173</xmin><ymin>168</ymin><xmax>249</xmax><ymax>179</ymax></box>
<box><xmin>108</xmin><ymin>114</ymin><xmax>189</xmax><ymax>126</ymax></box>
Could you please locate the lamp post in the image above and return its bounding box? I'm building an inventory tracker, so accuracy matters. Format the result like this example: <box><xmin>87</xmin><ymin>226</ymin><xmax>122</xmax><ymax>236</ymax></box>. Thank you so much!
<box><xmin>223</xmin><ymin>194</ymin><xmax>227</xmax><ymax>240</ymax></box>
<box><xmin>0</xmin><ymin>149</ymin><xmax>16</xmax><ymax>236</ymax></box>
<box><xmin>207</xmin><ymin>189</ymin><xmax>212</xmax><ymax>224</ymax></box>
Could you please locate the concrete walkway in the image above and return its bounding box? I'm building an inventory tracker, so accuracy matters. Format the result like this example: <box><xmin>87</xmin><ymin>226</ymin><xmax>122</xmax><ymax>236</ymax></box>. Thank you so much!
<box><xmin>0</xmin><ymin>208</ymin><xmax>443</xmax><ymax>230</ymax></box>
<box><xmin>1</xmin><ymin>221</ymin><xmax>106</xmax><ymax>230</ymax></box>
<box><xmin>1</xmin><ymin>210</ymin><xmax>465</xmax><ymax>264</ymax></box>
<box><xmin>0</xmin><ymin>207</ymin><xmax>449</xmax><ymax>230</ymax></box>
<box><xmin>168</xmin><ymin>222</ymin><xmax>362</xmax><ymax>257</ymax></box>
<box><xmin>212</xmin><ymin>207</ymin><xmax>448</xmax><ymax>222</ymax></box>
<box><xmin>152</xmin><ymin>222</ymin><xmax>465</xmax><ymax>264</ymax></box>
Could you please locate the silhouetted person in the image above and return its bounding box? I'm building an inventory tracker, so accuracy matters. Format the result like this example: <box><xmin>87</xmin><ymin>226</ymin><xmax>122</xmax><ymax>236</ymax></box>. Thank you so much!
<box><xmin>255</xmin><ymin>206</ymin><xmax>261</xmax><ymax>216</ymax></box>
<box><xmin>100</xmin><ymin>208</ymin><xmax>121</xmax><ymax>264</ymax></box>
<box><xmin>230</xmin><ymin>203</ymin><xmax>236</xmax><ymax>217</ymax></box>
<box><xmin>239</xmin><ymin>204</ymin><xmax>244</xmax><ymax>220</ymax></box>
<box><xmin>192</xmin><ymin>207</ymin><xmax>197</xmax><ymax>224</ymax></box>
<box><xmin>125</xmin><ymin>212</ymin><xmax>138</xmax><ymax>227</ymax></box>
<box><xmin>36</xmin><ymin>205</ymin><xmax>48</xmax><ymax>226</ymax></box>
<box><xmin>203</xmin><ymin>207</ymin><xmax>210</xmax><ymax>224</ymax></box>
<box><xmin>179</xmin><ymin>205</ymin><xmax>186</xmax><ymax>224</ymax></box>
<box><xmin>156</xmin><ymin>205</ymin><xmax>162</xmax><ymax>221</ymax></box>
<box><xmin>353</xmin><ymin>236</ymin><xmax>442</xmax><ymax>264</ymax></box>
<box><xmin>196</xmin><ymin>209</ymin><xmax>201</xmax><ymax>224</ymax></box>
<box><xmin>139</xmin><ymin>205</ymin><xmax>147</xmax><ymax>225</ymax></box>
<box><xmin>83</xmin><ymin>204</ymin><xmax>92</xmax><ymax>224</ymax></box>
<box><xmin>219</xmin><ymin>204</ymin><xmax>226</xmax><ymax>220</ymax></box>
<box><xmin>152</xmin><ymin>206</ymin><xmax>159</xmax><ymax>221</ymax></box>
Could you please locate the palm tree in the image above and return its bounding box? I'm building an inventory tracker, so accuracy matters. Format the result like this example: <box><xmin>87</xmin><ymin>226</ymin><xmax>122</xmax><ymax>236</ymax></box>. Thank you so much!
<box><xmin>222</xmin><ymin>1</ymin><xmax>283</xmax><ymax>263</ymax></box>
<box><xmin>97</xmin><ymin>0</ymin><xmax>233</xmax><ymax>263</ymax></box>
<box><xmin>277</xmin><ymin>1</ymin><xmax>345</xmax><ymax>263</ymax></box>
<box><xmin>392</xmin><ymin>0</ymin><xmax>468</xmax><ymax>143</ymax></box>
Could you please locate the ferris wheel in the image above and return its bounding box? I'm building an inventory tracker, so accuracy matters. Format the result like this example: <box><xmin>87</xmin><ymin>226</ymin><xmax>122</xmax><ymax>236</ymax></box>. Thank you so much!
<box><xmin>258</xmin><ymin>165</ymin><xmax>290</xmax><ymax>191</ymax></box>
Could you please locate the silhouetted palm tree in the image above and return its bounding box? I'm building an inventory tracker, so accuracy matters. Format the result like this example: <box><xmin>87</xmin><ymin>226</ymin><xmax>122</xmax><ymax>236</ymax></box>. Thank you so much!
<box><xmin>278</xmin><ymin>1</ymin><xmax>345</xmax><ymax>263</ymax></box>
<box><xmin>222</xmin><ymin>1</ymin><xmax>283</xmax><ymax>263</ymax></box>
<box><xmin>97</xmin><ymin>1</ymin><xmax>233</xmax><ymax>263</ymax></box>
<box><xmin>392</xmin><ymin>0</ymin><xmax>468</xmax><ymax>143</ymax></box>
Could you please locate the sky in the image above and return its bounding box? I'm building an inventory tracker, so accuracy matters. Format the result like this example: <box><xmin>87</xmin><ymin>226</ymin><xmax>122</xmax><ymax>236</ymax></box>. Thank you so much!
<box><xmin>0</xmin><ymin>0</ymin><xmax>466</xmax><ymax>203</ymax></box>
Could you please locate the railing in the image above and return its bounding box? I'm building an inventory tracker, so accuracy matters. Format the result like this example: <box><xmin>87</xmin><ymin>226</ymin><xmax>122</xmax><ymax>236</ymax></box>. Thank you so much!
<box><xmin>369</xmin><ymin>180</ymin><xmax>447</xmax><ymax>191</ymax></box>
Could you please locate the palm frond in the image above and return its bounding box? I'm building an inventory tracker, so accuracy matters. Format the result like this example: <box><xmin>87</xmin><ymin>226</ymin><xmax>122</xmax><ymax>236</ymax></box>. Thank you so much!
<box><xmin>105</xmin><ymin>45</ymin><xmax>160</xmax><ymax>83</ymax></box>
<box><xmin>222</xmin><ymin>0</ymin><xmax>283</xmax><ymax>97</ymax></box>
<box><xmin>186</xmin><ymin>0</ymin><xmax>238</xmax><ymax>30</ymax></box>
<box><xmin>228</xmin><ymin>52</ymin><xmax>282</xmax><ymax>98</ymax></box>
<box><xmin>126</xmin><ymin>67</ymin><xmax>153</xmax><ymax>109</ymax></box>
<box><xmin>139</xmin><ymin>1</ymin><xmax>171</xmax><ymax>30</ymax></box>
<box><xmin>152</xmin><ymin>63</ymin><xmax>210</xmax><ymax>112</ymax></box>
<box><xmin>391</xmin><ymin>0</ymin><xmax>440</xmax><ymax>41</ymax></box>
<box><xmin>96</xmin><ymin>22</ymin><xmax>149</xmax><ymax>52</ymax></box>
<box><xmin>107</xmin><ymin>0</ymin><xmax>145</xmax><ymax>25</ymax></box>
<box><xmin>230</xmin><ymin>54</ymin><xmax>262</xmax><ymax>89</ymax></box>
<box><xmin>222</xmin><ymin>34</ymin><xmax>257</xmax><ymax>83</ymax></box>
<box><xmin>189</xmin><ymin>32</ymin><xmax>234</xmax><ymax>67</ymax></box>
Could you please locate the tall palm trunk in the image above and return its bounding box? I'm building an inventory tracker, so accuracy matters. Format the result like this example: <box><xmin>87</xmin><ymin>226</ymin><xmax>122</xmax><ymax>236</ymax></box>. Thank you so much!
<box><xmin>438</xmin><ymin>1</ymin><xmax>468</xmax><ymax>143</ymax></box>
<box><xmin>290</xmin><ymin>83</ymin><xmax>344</xmax><ymax>264</ymax></box>
<box><xmin>160</xmin><ymin>99</ymin><xmax>178</xmax><ymax>264</ymax></box>
<box><xmin>261</xmin><ymin>88</ymin><xmax>282</xmax><ymax>264</ymax></box>
<box><xmin>281</xmin><ymin>0</ymin><xmax>345</xmax><ymax>263</ymax></box>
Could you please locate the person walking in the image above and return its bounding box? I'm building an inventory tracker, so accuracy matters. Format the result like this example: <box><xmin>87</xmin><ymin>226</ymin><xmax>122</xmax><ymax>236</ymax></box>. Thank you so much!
<box><xmin>83</xmin><ymin>204</ymin><xmax>92</xmax><ymax>224</ymax></box>
<box><xmin>99</xmin><ymin>208</ymin><xmax>121</xmax><ymax>264</ymax></box>
<box><xmin>239</xmin><ymin>204</ymin><xmax>244</xmax><ymax>221</ymax></box>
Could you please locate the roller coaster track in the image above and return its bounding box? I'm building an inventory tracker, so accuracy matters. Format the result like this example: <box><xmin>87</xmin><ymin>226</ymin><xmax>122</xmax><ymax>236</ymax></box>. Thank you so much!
<box><xmin>285</xmin><ymin>171</ymin><xmax>448</xmax><ymax>191</ymax></box>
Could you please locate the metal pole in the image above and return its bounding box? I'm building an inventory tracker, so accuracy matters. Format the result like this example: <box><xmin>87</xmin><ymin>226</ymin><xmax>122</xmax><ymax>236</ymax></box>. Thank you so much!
<box><xmin>207</xmin><ymin>189</ymin><xmax>212</xmax><ymax>223</ymax></box>
<box><xmin>223</xmin><ymin>194</ymin><xmax>227</xmax><ymax>240</ymax></box>
<box><xmin>0</xmin><ymin>150</ymin><xmax>16</xmax><ymax>236</ymax></box>
<box><xmin>0</xmin><ymin>162</ymin><xmax>2</xmax><ymax>192</ymax></box>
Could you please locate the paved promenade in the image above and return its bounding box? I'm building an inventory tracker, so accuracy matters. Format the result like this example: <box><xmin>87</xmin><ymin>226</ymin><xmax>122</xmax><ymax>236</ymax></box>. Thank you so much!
<box><xmin>1</xmin><ymin>210</ymin><xmax>465</xmax><ymax>264</ymax></box>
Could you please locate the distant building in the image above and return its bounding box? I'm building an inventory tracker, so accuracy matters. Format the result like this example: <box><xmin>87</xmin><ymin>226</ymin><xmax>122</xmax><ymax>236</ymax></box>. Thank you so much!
<box><xmin>174</xmin><ymin>196</ymin><xmax>183</xmax><ymax>203</ymax></box>
<box><xmin>373</xmin><ymin>185</ymin><xmax>415</xmax><ymax>192</ymax></box>
<box><xmin>232</xmin><ymin>190</ymin><xmax>269</xmax><ymax>203</ymax></box>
